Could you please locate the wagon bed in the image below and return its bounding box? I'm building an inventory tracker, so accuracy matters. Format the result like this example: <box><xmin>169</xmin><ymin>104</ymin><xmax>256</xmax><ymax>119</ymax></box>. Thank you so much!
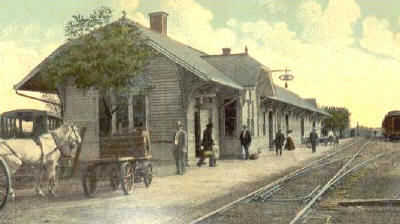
<box><xmin>82</xmin><ymin>130</ymin><xmax>153</xmax><ymax>197</ymax></box>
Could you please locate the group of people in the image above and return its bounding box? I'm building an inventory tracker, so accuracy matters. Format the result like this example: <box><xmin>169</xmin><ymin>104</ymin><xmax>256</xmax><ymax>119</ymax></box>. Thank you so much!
<box><xmin>172</xmin><ymin>120</ymin><xmax>322</xmax><ymax>175</ymax></box>
<box><xmin>172</xmin><ymin>122</ymin><xmax>254</xmax><ymax>175</ymax></box>
<box><xmin>274</xmin><ymin>128</ymin><xmax>320</xmax><ymax>155</ymax></box>
<box><xmin>172</xmin><ymin>121</ymin><xmax>217</xmax><ymax>175</ymax></box>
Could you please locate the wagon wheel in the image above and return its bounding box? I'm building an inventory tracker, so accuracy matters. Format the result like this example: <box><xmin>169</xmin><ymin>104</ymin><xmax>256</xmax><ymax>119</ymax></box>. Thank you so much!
<box><xmin>0</xmin><ymin>158</ymin><xmax>10</xmax><ymax>210</ymax></box>
<box><xmin>120</xmin><ymin>162</ymin><xmax>134</xmax><ymax>195</ymax></box>
<box><xmin>82</xmin><ymin>165</ymin><xmax>97</xmax><ymax>197</ymax></box>
<box><xmin>144</xmin><ymin>163</ymin><xmax>153</xmax><ymax>188</ymax></box>
<box><xmin>109</xmin><ymin>168</ymin><xmax>120</xmax><ymax>190</ymax></box>
<box><xmin>132</xmin><ymin>163</ymin><xmax>141</xmax><ymax>183</ymax></box>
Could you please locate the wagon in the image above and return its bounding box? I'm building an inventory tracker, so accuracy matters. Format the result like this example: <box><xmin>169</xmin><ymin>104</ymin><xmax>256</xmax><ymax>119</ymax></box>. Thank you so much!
<box><xmin>82</xmin><ymin>130</ymin><xmax>153</xmax><ymax>197</ymax></box>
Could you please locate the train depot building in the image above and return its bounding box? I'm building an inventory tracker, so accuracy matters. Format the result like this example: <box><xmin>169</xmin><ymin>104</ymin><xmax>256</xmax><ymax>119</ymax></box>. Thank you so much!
<box><xmin>14</xmin><ymin>12</ymin><xmax>329</xmax><ymax>162</ymax></box>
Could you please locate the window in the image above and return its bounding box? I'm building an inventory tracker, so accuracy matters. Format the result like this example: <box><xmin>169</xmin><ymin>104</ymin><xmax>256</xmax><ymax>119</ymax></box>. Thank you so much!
<box><xmin>224</xmin><ymin>100</ymin><xmax>236</xmax><ymax>136</ymax></box>
<box><xmin>394</xmin><ymin>118</ymin><xmax>400</xmax><ymax>130</ymax></box>
<box><xmin>116</xmin><ymin>98</ymin><xmax>129</xmax><ymax>132</ymax></box>
<box><xmin>132</xmin><ymin>95</ymin><xmax>146</xmax><ymax>129</ymax></box>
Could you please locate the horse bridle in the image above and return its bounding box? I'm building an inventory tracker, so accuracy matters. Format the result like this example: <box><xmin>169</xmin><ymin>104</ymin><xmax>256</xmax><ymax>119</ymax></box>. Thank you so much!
<box><xmin>51</xmin><ymin>124</ymin><xmax>81</xmax><ymax>158</ymax></box>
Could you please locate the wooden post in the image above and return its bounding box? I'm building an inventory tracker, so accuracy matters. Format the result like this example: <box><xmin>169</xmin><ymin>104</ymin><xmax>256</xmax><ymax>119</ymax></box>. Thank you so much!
<box><xmin>18</xmin><ymin>118</ymin><xmax>22</xmax><ymax>136</ymax></box>
<box><xmin>111</xmin><ymin>94</ymin><xmax>116</xmax><ymax>135</ymax></box>
<box><xmin>0</xmin><ymin>117</ymin><xmax>3</xmax><ymax>137</ymax></box>
<box><xmin>72</xmin><ymin>127</ymin><xmax>87</xmax><ymax>176</ymax></box>
<box><xmin>128</xmin><ymin>94</ymin><xmax>134</xmax><ymax>132</ymax></box>
<box><xmin>5</xmin><ymin>117</ymin><xmax>9</xmax><ymax>138</ymax></box>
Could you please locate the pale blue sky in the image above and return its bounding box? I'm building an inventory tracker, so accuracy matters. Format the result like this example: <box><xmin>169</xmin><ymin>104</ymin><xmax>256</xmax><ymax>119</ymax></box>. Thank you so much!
<box><xmin>1</xmin><ymin>0</ymin><xmax>400</xmax><ymax>127</ymax></box>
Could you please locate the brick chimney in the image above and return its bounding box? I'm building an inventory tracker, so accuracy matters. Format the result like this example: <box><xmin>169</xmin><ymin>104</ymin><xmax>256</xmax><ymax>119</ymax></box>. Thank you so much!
<box><xmin>149</xmin><ymin>12</ymin><xmax>168</xmax><ymax>35</ymax></box>
<box><xmin>222</xmin><ymin>48</ymin><xmax>231</xmax><ymax>55</ymax></box>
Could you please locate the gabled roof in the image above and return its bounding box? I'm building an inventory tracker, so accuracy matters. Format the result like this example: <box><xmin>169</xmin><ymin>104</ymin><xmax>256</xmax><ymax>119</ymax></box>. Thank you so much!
<box><xmin>201</xmin><ymin>53</ymin><xmax>262</xmax><ymax>87</ymax></box>
<box><xmin>270</xmin><ymin>86</ymin><xmax>330</xmax><ymax>116</ymax></box>
<box><xmin>14</xmin><ymin>17</ymin><xmax>328</xmax><ymax>116</ymax></box>
<box><xmin>14</xmin><ymin>18</ymin><xmax>242</xmax><ymax>92</ymax></box>
<box><xmin>125</xmin><ymin>19</ymin><xmax>243</xmax><ymax>89</ymax></box>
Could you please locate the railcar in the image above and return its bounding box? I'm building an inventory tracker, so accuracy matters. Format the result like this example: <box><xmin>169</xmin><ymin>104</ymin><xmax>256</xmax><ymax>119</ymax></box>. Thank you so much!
<box><xmin>382</xmin><ymin>110</ymin><xmax>400</xmax><ymax>141</ymax></box>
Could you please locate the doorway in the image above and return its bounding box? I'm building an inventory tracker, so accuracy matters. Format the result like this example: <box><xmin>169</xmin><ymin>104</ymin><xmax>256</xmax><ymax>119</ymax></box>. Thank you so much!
<box><xmin>194</xmin><ymin>111</ymin><xmax>201</xmax><ymax>157</ymax></box>
<box><xmin>268</xmin><ymin>112</ymin><xmax>274</xmax><ymax>148</ymax></box>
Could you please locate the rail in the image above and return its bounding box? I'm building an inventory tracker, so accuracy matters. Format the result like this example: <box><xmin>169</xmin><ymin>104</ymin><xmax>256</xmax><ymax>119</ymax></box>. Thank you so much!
<box><xmin>190</xmin><ymin>137</ymin><xmax>365</xmax><ymax>224</ymax></box>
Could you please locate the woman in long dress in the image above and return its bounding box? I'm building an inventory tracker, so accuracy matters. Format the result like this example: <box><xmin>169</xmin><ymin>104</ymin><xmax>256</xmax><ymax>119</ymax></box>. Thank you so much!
<box><xmin>285</xmin><ymin>130</ymin><xmax>296</xmax><ymax>151</ymax></box>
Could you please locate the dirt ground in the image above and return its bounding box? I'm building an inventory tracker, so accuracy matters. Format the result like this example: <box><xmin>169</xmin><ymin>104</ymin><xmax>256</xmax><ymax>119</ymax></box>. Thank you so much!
<box><xmin>0</xmin><ymin>139</ymin><xmax>353</xmax><ymax>224</ymax></box>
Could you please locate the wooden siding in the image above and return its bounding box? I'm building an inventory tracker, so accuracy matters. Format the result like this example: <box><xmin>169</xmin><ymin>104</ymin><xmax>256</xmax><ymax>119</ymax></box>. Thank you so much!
<box><xmin>64</xmin><ymin>82</ymin><xmax>99</xmax><ymax>161</ymax></box>
<box><xmin>145</xmin><ymin>56</ymin><xmax>185</xmax><ymax>143</ymax></box>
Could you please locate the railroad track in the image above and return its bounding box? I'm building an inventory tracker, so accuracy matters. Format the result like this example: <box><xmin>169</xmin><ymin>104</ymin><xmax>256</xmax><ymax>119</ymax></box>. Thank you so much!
<box><xmin>191</xmin><ymin>138</ymin><xmax>393</xmax><ymax>224</ymax></box>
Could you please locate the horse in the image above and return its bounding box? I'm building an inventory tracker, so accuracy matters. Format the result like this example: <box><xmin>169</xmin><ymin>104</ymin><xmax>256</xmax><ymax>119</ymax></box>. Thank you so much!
<box><xmin>0</xmin><ymin>123</ymin><xmax>81</xmax><ymax>198</ymax></box>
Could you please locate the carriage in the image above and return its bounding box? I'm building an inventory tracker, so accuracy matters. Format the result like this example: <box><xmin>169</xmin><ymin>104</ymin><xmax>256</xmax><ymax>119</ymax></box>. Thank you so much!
<box><xmin>82</xmin><ymin>128</ymin><xmax>153</xmax><ymax>197</ymax></box>
<box><xmin>0</xmin><ymin>109</ymin><xmax>63</xmax><ymax>209</ymax></box>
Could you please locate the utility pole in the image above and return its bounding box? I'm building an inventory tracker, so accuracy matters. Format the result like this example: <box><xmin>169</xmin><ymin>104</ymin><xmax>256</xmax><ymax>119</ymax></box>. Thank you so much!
<box><xmin>357</xmin><ymin>122</ymin><xmax>359</xmax><ymax>136</ymax></box>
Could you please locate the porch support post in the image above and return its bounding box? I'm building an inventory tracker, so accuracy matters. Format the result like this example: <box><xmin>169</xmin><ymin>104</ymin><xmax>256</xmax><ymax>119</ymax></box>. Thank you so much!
<box><xmin>128</xmin><ymin>94</ymin><xmax>134</xmax><ymax>131</ymax></box>
<box><xmin>186</xmin><ymin>97</ymin><xmax>196</xmax><ymax>163</ymax></box>
<box><xmin>111</xmin><ymin>93</ymin><xmax>117</xmax><ymax>135</ymax></box>
<box><xmin>211</xmin><ymin>97</ymin><xmax>219</xmax><ymax>157</ymax></box>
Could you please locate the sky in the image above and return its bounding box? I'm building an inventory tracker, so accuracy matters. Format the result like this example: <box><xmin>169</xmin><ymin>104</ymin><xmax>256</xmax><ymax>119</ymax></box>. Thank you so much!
<box><xmin>0</xmin><ymin>0</ymin><xmax>399</xmax><ymax>128</ymax></box>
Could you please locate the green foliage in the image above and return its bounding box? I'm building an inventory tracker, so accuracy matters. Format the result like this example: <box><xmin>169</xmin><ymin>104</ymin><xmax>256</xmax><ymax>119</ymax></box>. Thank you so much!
<box><xmin>43</xmin><ymin>7</ymin><xmax>152</xmax><ymax>93</ymax></box>
<box><xmin>322</xmin><ymin>106</ymin><xmax>351</xmax><ymax>135</ymax></box>
<box><xmin>65</xmin><ymin>7</ymin><xmax>112</xmax><ymax>40</ymax></box>
<box><xmin>41</xmin><ymin>7</ymin><xmax>153</xmax><ymax>135</ymax></box>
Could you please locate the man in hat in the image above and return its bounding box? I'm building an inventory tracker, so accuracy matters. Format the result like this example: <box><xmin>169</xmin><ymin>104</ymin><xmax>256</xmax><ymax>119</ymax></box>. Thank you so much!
<box><xmin>239</xmin><ymin>125</ymin><xmax>252</xmax><ymax>160</ymax></box>
<box><xmin>275</xmin><ymin>129</ymin><xmax>285</xmax><ymax>156</ymax></box>
<box><xmin>172</xmin><ymin>121</ymin><xmax>187</xmax><ymax>175</ymax></box>
<box><xmin>310</xmin><ymin>128</ymin><xmax>319</xmax><ymax>153</ymax></box>
<box><xmin>197</xmin><ymin>123</ymin><xmax>216</xmax><ymax>167</ymax></box>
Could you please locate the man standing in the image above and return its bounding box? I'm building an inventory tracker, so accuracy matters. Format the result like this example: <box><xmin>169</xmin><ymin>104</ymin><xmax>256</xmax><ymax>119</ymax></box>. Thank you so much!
<box><xmin>275</xmin><ymin>129</ymin><xmax>285</xmax><ymax>156</ymax></box>
<box><xmin>310</xmin><ymin>128</ymin><xmax>319</xmax><ymax>153</ymax></box>
<box><xmin>328</xmin><ymin>129</ymin><xmax>334</xmax><ymax>145</ymax></box>
<box><xmin>197</xmin><ymin>123</ymin><xmax>216</xmax><ymax>167</ymax></box>
<box><xmin>173</xmin><ymin>121</ymin><xmax>187</xmax><ymax>175</ymax></box>
<box><xmin>239</xmin><ymin>125</ymin><xmax>252</xmax><ymax>160</ymax></box>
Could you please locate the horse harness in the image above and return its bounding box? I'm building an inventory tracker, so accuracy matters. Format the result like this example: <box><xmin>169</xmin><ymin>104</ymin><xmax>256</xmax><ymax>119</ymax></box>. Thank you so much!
<box><xmin>0</xmin><ymin>133</ymin><xmax>63</xmax><ymax>166</ymax></box>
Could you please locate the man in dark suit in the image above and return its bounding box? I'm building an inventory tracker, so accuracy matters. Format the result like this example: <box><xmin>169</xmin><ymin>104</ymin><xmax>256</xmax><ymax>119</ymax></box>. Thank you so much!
<box><xmin>173</xmin><ymin>121</ymin><xmax>187</xmax><ymax>175</ymax></box>
<box><xmin>310</xmin><ymin>128</ymin><xmax>319</xmax><ymax>153</ymax></box>
<box><xmin>239</xmin><ymin>125</ymin><xmax>252</xmax><ymax>160</ymax></box>
<box><xmin>275</xmin><ymin>129</ymin><xmax>285</xmax><ymax>156</ymax></box>
<box><xmin>197</xmin><ymin>123</ymin><xmax>216</xmax><ymax>167</ymax></box>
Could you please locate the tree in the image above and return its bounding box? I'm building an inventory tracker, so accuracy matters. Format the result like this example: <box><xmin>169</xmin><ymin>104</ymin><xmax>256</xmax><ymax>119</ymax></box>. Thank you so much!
<box><xmin>42</xmin><ymin>7</ymin><xmax>153</xmax><ymax>135</ymax></box>
<box><xmin>322</xmin><ymin>106</ymin><xmax>351</xmax><ymax>137</ymax></box>
<box><xmin>42</xmin><ymin>93</ymin><xmax>63</xmax><ymax>117</ymax></box>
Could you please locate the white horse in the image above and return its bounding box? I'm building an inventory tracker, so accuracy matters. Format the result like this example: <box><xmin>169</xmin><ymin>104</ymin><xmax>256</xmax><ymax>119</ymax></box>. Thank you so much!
<box><xmin>0</xmin><ymin>123</ymin><xmax>81</xmax><ymax>198</ymax></box>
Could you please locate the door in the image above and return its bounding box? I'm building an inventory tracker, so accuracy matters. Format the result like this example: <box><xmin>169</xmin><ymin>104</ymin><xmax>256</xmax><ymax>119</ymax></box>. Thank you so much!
<box><xmin>194</xmin><ymin>111</ymin><xmax>201</xmax><ymax>157</ymax></box>
<box><xmin>268</xmin><ymin>112</ymin><xmax>274</xmax><ymax>148</ymax></box>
